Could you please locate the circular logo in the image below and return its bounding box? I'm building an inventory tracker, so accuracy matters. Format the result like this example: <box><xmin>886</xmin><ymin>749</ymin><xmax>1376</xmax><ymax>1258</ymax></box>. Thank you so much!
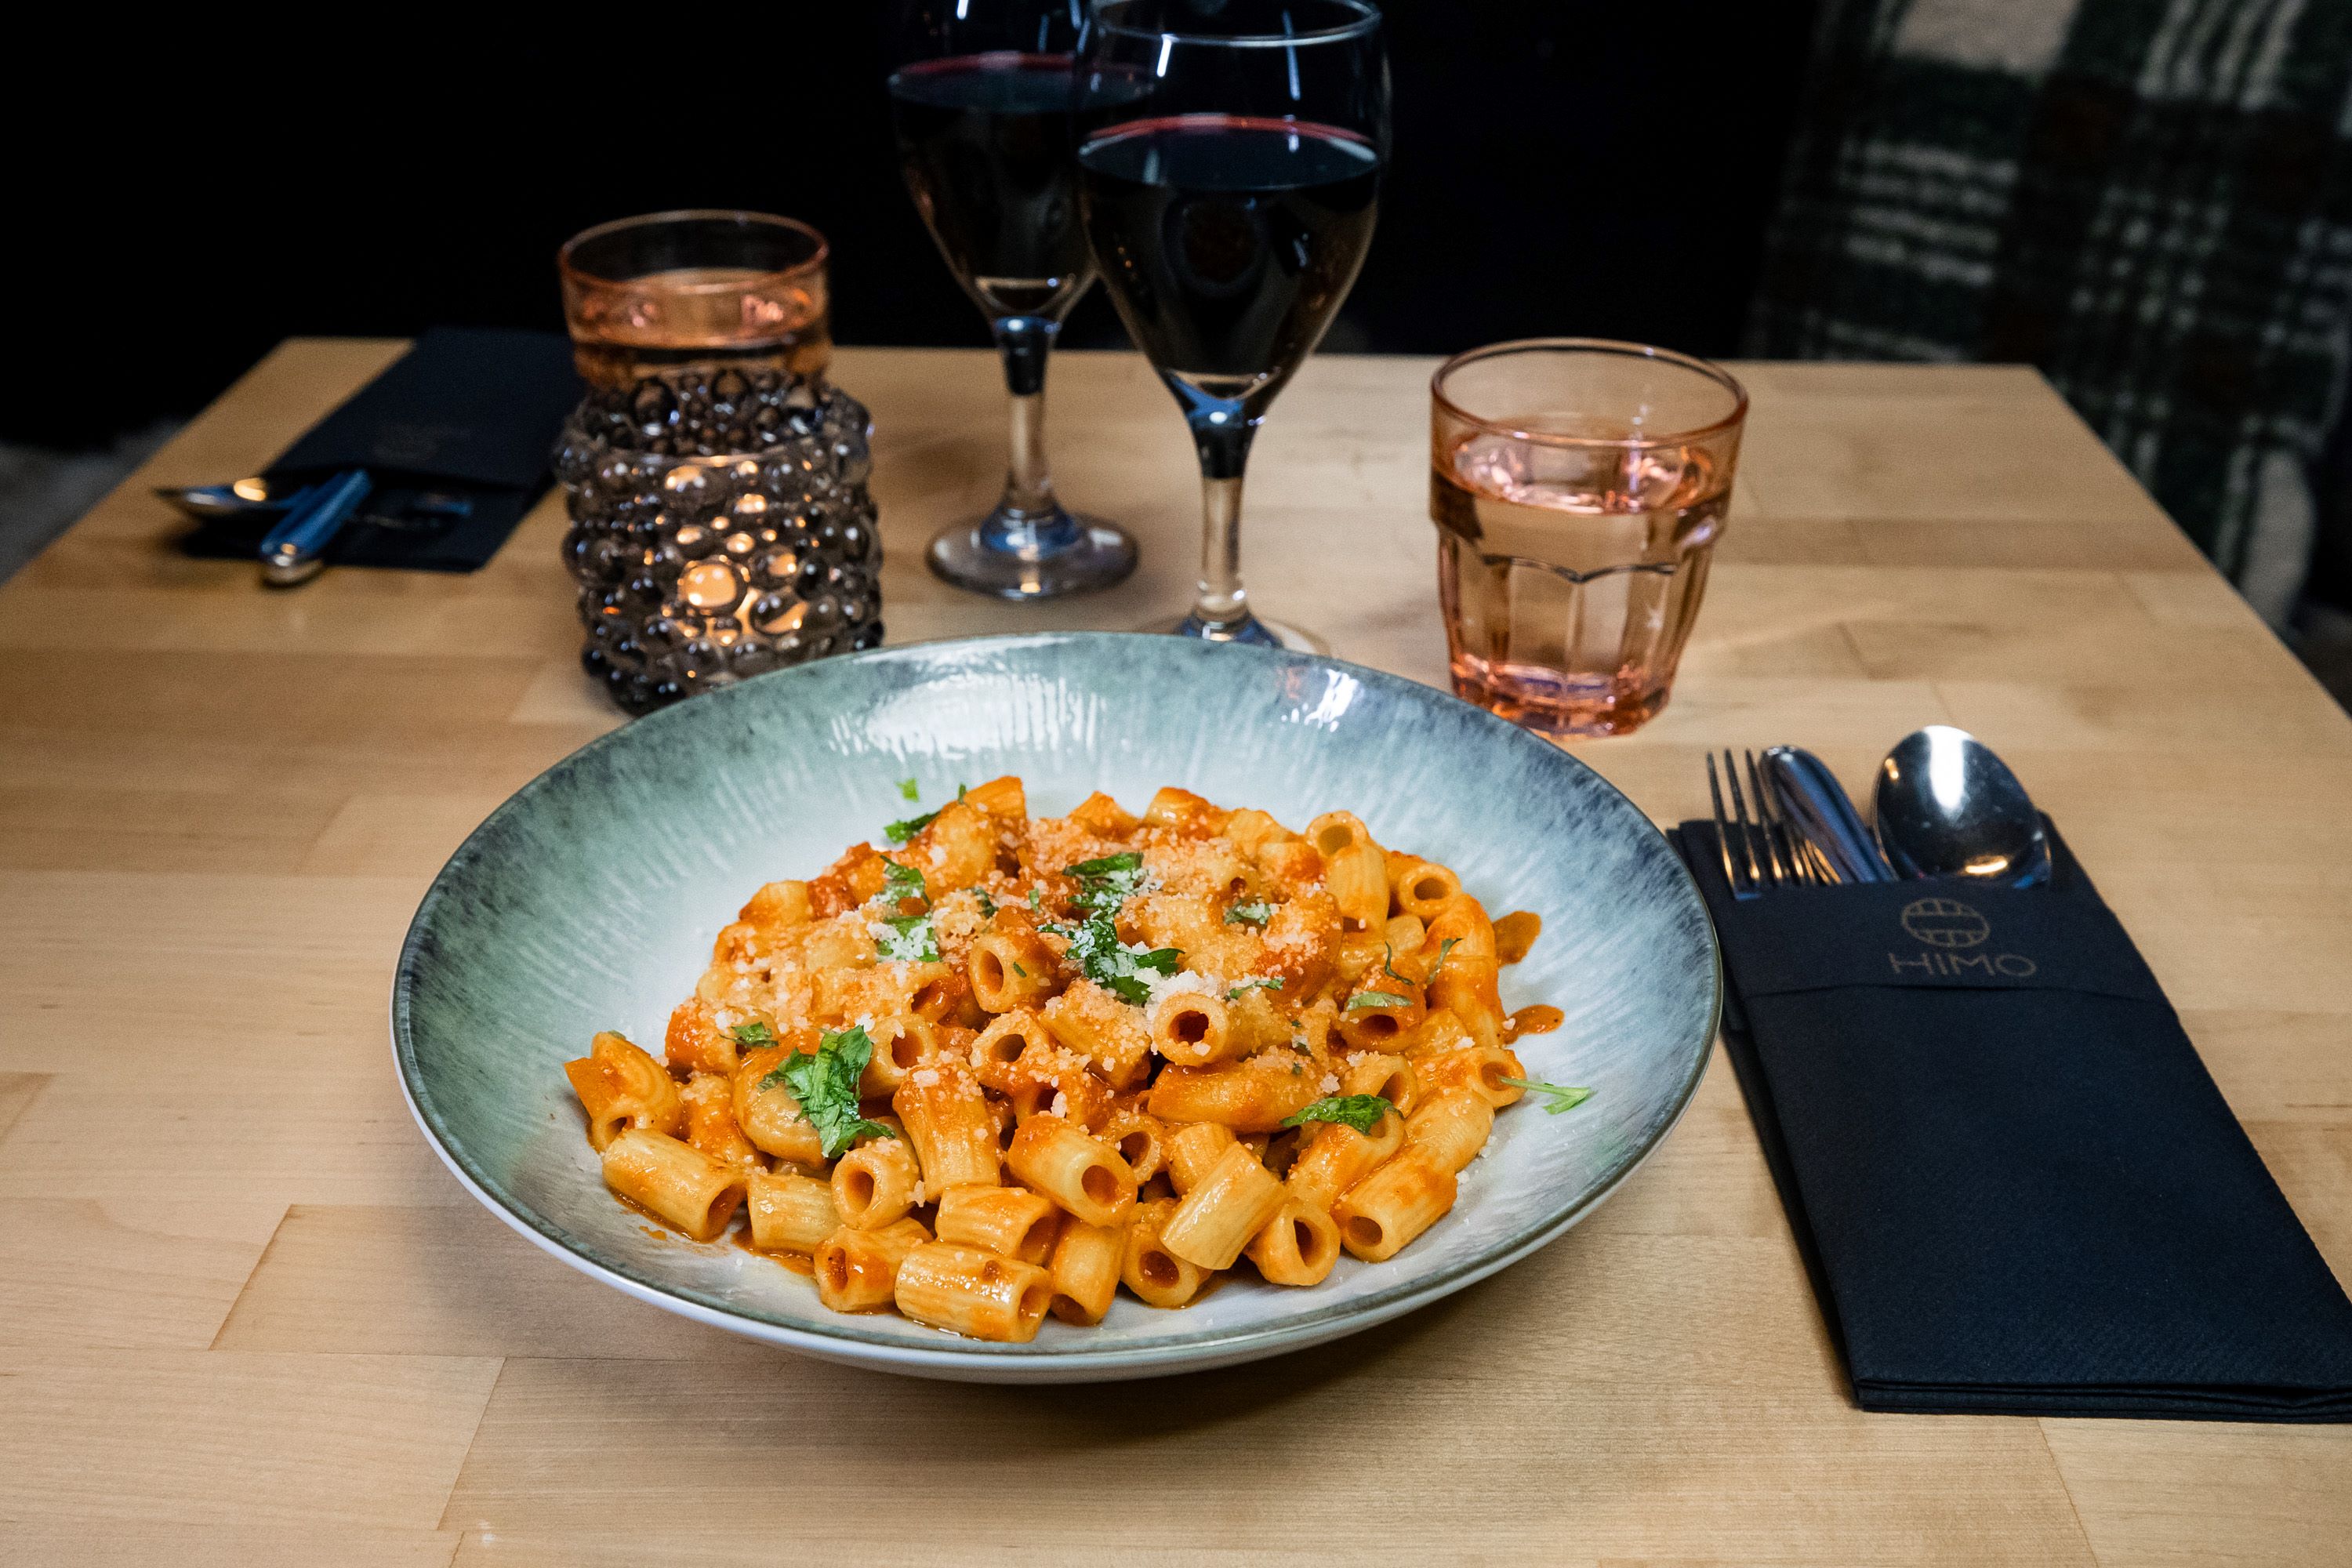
<box><xmin>1901</xmin><ymin>897</ymin><xmax>1989</xmax><ymax>949</ymax></box>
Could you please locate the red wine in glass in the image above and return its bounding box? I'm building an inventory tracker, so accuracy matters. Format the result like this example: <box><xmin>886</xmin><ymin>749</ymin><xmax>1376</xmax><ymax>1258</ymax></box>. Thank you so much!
<box><xmin>887</xmin><ymin>4</ymin><xmax>1137</xmax><ymax>601</ymax></box>
<box><xmin>1079</xmin><ymin>114</ymin><xmax>1381</xmax><ymax>418</ymax></box>
<box><xmin>1076</xmin><ymin>0</ymin><xmax>1389</xmax><ymax>648</ymax></box>
<box><xmin>888</xmin><ymin>53</ymin><xmax>1096</xmax><ymax>321</ymax></box>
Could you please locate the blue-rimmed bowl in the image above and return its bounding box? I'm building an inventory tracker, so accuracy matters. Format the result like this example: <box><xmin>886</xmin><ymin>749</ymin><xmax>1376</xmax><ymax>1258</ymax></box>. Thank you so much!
<box><xmin>393</xmin><ymin>633</ymin><xmax>1719</xmax><ymax>1381</ymax></box>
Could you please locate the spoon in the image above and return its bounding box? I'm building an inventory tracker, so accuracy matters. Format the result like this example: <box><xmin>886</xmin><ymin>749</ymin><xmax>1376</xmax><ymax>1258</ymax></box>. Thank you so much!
<box><xmin>1872</xmin><ymin>725</ymin><xmax>2050</xmax><ymax>887</ymax></box>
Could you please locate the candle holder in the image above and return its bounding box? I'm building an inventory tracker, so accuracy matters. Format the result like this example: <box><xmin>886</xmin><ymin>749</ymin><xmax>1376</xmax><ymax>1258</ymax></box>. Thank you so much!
<box><xmin>554</xmin><ymin>211</ymin><xmax>883</xmax><ymax>716</ymax></box>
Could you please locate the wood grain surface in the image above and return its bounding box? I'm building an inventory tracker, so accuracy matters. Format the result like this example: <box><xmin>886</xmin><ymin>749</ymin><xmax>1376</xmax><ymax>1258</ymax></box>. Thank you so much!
<box><xmin>2</xmin><ymin>340</ymin><xmax>2347</xmax><ymax>1566</ymax></box>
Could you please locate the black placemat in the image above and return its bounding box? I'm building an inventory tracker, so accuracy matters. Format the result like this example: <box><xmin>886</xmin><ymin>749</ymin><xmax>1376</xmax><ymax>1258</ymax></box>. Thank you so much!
<box><xmin>180</xmin><ymin>327</ymin><xmax>580</xmax><ymax>572</ymax></box>
<box><xmin>1674</xmin><ymin>819</ymin><xmax>2352</xmax><ymax>1420</ymax></box>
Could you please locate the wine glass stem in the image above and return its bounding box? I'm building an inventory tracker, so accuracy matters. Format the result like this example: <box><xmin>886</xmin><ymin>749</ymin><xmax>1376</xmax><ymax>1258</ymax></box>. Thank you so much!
<box><xmin>1189</xmin><ymin>417</ymin><xmax>1258</xmax><ymax>630</ymax></box>
<box><xmin>993</xmin><ymin>318</ymin><xmax>1065</xmax><ymax>532</ymax></box>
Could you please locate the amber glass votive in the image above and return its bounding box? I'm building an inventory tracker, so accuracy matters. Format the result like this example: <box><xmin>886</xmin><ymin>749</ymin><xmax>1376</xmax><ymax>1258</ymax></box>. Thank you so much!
<box><xmin>554</xmin><ymin>211</ymin><xmax>881</xmax><ymax>717</ymax></box>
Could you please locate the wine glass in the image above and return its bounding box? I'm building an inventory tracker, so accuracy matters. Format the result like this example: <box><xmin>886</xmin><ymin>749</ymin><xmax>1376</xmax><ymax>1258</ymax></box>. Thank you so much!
<box><xmin>888</xmin><ymin>0</ymin><xmax>1138</xmax><ymax>599</ymax></box>
<box><xmin>1076</xmin><ymin>0</ymin><xmax>1389</xmax><ymax>648</ymax></box>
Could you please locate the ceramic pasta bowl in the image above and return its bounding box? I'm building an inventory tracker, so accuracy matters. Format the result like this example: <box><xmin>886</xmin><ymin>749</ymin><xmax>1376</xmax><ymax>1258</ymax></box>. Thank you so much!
<box><xmin>392</xmin><ymin>632</ymin><xmax>1719</xmax><ymax>1381</ymax></box>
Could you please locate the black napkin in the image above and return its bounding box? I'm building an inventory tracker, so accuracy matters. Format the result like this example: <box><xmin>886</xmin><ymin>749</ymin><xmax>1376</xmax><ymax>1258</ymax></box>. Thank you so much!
<box><xmin>181</xmin><ymin>327</ymin><xmax>582</xmax><ymax>572</ymax></box>
<box><xmin>1673</xmin><ymin>819</ymin><xmax>2352</xmax><ymax>1421</ymax></box>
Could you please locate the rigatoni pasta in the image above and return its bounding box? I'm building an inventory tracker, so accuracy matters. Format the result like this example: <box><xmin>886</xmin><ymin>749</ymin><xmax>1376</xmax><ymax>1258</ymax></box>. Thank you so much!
<box><xmin>559</xmin><ymin>778</ymin><xmax>1580</xmax><ymax>1342</ymax></box>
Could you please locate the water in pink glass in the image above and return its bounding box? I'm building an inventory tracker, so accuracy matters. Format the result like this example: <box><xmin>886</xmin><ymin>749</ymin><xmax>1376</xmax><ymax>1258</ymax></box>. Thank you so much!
<box><xmin>1432</xmin><ymin>428</ymin><xmax>1730</xmax><ymax>736</ymax></box>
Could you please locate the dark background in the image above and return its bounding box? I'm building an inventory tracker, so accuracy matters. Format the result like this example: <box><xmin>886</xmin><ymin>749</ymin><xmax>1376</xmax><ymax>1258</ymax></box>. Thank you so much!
<box><xmin>6</xmin><ymin>3</ymin><xmax>1817</xmax><ymax>448</ymax></box>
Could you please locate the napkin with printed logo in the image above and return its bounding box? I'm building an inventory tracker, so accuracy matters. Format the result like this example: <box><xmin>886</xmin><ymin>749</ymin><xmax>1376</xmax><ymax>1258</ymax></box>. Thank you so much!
<box><xmin>1673</xmin><ymin>819</ymin><xmax>2352</xmax><ymax>1420</ymax></box>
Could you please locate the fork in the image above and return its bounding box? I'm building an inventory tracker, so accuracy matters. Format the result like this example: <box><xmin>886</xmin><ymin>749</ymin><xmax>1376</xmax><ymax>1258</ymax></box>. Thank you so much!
<box><xmin>1707</xmin><ymin>749</ymin><xmax>1826</xmax><ymax>898</ymax></box>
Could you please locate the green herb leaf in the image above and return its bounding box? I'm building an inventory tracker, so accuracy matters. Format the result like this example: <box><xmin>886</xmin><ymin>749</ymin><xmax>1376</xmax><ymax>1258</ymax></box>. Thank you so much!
<box><xmin>876</xmin><ymin>913</ymin><xmax>939</xmax><ymax>964</ymax></box>
<box><xmin>1028</xmin><ymin>886</ymin><xmax>1042</xmax><ymax>909</ymax></box>
<box><xmin>1346</xmin><ymin>990</ymin><xmax>1411</xmax><ymax>1011</ymax></box>
<box><xmin>1499</xmin><ymin>1077</ymin><xmax>1594</xmax><ymax>1114</ymax></box>
<box><xmin>762</xmin><ymin>1025</ymin><xmax>895</xmax><ymax>1157</ymax></box>
<box><xmin>975</xmin><ymin>890</ymin><xmax>997</xmax><ymax>917</ymax></box>
<box><xmin>1381</xmin><ymin>943</ymin><xmax>1410</xmax><ymax>986</ymax></box>
<box><xmin>1281</xmin><ymin>1094</ymin><xmax>1394</xmax><ymax>1133</ymax></box>
<box><xmin>895</xmin><ymin>777</ymin><xmax>920</xmax><ymax>801</ymax></box>
<box><xmin>1226</xmin><ymin>976</ymin><xmax>1284</xmax><ymax>1000</ymax></box>
<box><xmin>1045</xmin><ymin>912</ymin><xmax>1181</xmax><ymax>1006</ymax></box>
<box><xmin>882</xmin><ymin>859</ymin><xmax>927</xmax><ymax>909</ymax></box>
<box><xmin>1064</xmin><ymin>851</ymin><xmax>1149</xmax><ymax>916</ymax></box>
<box><xmin>728</xmin><ymin>1021</ymin><xmax>775</xmax><ymax>1047</ymax></box>
<box><xmin>1224</xmin><ymin>900</ymin><xmax>1275</xmax><ymax>927</ymax></box>
<box><xmin>884</xmin><ymin>809</ymin><xmax>938</xmax><ymax>844</ymax></box>
<box><xmin>1425</xmin><ymin>937</ymin><xmax>1461</xmax><ymax>984</ymax></box>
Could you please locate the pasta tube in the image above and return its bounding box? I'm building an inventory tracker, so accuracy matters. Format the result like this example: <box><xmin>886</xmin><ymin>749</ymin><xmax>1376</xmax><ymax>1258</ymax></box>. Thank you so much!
<box><xmin>894</xmin><ymin>1242</ymin><xmax>1054</xmax><ymax>1343</ymax></box>
<box><xmin>1402</xmin><ymin>1089</ymin><xmax>1496</xmax><ymax>1175</ymax></box>
<box><xmin>892</xmin><ymin>1057</ymin><xmax>1000</xmax><ymax>1189</ymax></box>
<box><xmin>1005</xmin><ymin>1115</ymin><xmax>1138</xmax><ymax>1227</ymax></box>
<box><xmin>1334</xmin><ymin>1147</ymin><xmax>1457</xmax><ymax>1261</ymax></box>
<box><xmin>748</xmin><ymin>1168</ymin><xmax>840</xmax><ymax>1253</ymax></box>
<box><xmin>1121</xmin><ymin>1199</ymin><xmax>1210</xmax><ymax>1308</ymax></box>
<box><xmin>1245</xmin><ymin>1198</ymin><xmax>1341</xmax><ymax>1287</ymax></box>
<box><xmin>815</xmin><ymin>1217</ymin><xmax>931</xmax><ymax>1312</ymax></box>
<box><xmin>564</xmin><ymin>1030</ymin><xmax>685</xmax><ymax>1152</ymax></box>
<box><xmin>1160</xmin><ymin>1142</ymin><xmax>1289</xmax><ymax>1271</ymax></box>
<box><xmin>601</xmin><ymin>1129</ymin><xmax>748</xmax><ymax>1243</ymax></box>
<box><xmin>831</xmin><ymin>1134</ymin><xmax>922</xmax><ymax>1229</ymax></box>
<box><xmin>1047</xmin><ymin>1218</ymin><xmax>1125</xmax><ymax>1325</ymax></box>
<box><xmin>935</xmin><ymin>1184</ymin><xmax>1059</xmax><ymax>1264</ymax></box>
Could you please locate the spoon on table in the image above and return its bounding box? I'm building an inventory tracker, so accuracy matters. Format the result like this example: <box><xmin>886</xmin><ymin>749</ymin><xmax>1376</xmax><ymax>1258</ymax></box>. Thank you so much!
<box><xmin>1872</xmin><ymin>725</ymin><xmax>2050</xmax><ymax>888</ymax></box>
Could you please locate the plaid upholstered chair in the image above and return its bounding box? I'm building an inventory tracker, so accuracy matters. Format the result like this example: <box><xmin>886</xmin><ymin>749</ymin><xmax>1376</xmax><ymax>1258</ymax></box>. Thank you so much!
<box><xmin>1749</xmin><ymin>0</ymin><xmax>2352</xmax><ymax>624</ymax></box>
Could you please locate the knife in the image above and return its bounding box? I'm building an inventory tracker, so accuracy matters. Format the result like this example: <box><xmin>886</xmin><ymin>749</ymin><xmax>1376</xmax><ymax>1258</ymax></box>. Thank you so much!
<box><xmin>1761</xmin><ymin>746</ymin><xmax>1896</xmax><ymax>884</ymax></box>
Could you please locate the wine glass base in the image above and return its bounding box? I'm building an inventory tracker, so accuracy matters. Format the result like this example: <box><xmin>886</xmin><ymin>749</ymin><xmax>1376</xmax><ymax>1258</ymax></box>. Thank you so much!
<box><xmin>1143</xmin><ymin>611</ymin><xmax>1330</xmax><ymax>655</ymax></box>
<box><xmin>927</xmin><ymin>512</ymin><xmax>1137</xmax><ymax>601</ymax></box>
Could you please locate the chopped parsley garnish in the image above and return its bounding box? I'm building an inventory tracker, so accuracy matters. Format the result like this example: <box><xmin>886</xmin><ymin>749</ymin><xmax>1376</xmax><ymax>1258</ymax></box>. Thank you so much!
<box><xmin>895</xmin><ymin>777</ymin><xmax>920</xmax><ymax>801</ymax></box>
<box><xmin>1281</xmin><ymin>1094</ymin><xmax>1393</xmax><ymax>1134</ymax></box>
<box><xmin>728</xmin><ymin>1021</ymin><xmax>775</xmax><ymax>1048</ymax></box>
<box><xmin>760</xmin><ymin>1025</ymin><xmax>895</xmax><ymax>1157</ymax></box>
<box><xmin>1500</xmin><ymin>1077</ymin><xmax>1594</xmax><ymax>1114</ymax></box>
<box><xmin>1379</xmin><ymin>937</ymin><xmax>1461</xmax><ymax>989</ymax></box>
<box><xmin>1046</xmin><ymin>912</ymin><xmax>1181</xmax><ymax>1006</ymax></box>
<box><xmin>1346</xmin><ymin>990</ymin><xmax>1411</xmax><ymax>1011</ymax></box>
<box><xmin>1227</xmin><ymin>976</ymin><xmax>1283</xmax><ymax>1000</ymax></box>
<box><xmin>882</xmin><ymin>859</ymin><xmax>927</xmax><ymax>909</ymax></box>
<box><xmin>1064</xmin><ymin>851</ymin><xmax>1148</xmax><ymax>916</ymax></box>
<box><xmin>876</xmin><ymin>913</ymin><xmax>938</xmax><ymax>964</ymax></box>
<box><xmin>1224</xmin><ymin>899</ymin><xmax>1274</xmax><ymax>927</ymax></box>
<box><xmin>884</xmin><ymin>809</ymin><xmax>938</xmax><ymax>844</ymax></box>
<box><xmin>1028</xmin><ymin>885</ymin><xmax>1042</xmax><ymax>909</ymax></box>
<box><xmin>975</xmin><ymin>890</ymin><xmax>997</xmax><ymax>917</ymax></box>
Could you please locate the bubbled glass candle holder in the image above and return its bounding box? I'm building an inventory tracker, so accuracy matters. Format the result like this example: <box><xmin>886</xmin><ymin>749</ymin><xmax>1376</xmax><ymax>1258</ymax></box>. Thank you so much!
<box><xmin>555</xmin><ymin>211</ymin><xmax>883</xmax><ymax>716</ymax></box>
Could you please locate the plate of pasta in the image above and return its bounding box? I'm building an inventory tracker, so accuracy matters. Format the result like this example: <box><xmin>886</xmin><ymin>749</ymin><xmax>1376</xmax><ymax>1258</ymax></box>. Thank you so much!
<box><xmin>394</xmin><ymin>633</ymin><xmax>1718</xmax><ymax>1381</ymax></box>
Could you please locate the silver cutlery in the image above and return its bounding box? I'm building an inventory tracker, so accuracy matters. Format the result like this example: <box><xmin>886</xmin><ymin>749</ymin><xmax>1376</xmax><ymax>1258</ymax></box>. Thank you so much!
<box><xmin>1707</xmin><ymin>748</ymin><xmax>1825</xmax><ymax>898</ymax></box>
<box><xmin>1873</xmin><ymin>724</ymin><xmax>2050</xmax><ymax>888</ymax></box>
<box><xmin>1760</xmin><ymin>745</ymin><xmax>1896</xmax><ymax>884</ymax></box>
<box><xmin>155</xmin><ymin>477</ymin><xmax>474</xmax><ymax>528</ymax></box>
<box><xmin>260</xmin><ymin>469</ymin><xmax>372</xmax><ymax>587</ymax></box>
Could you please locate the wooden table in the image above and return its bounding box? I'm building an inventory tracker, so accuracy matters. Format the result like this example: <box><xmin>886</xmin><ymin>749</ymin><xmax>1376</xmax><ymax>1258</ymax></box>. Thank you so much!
<box><xmin>4</xmin><ymin>341</ymin><xmax>2348</xmax><ymax>1566</ymax></box>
